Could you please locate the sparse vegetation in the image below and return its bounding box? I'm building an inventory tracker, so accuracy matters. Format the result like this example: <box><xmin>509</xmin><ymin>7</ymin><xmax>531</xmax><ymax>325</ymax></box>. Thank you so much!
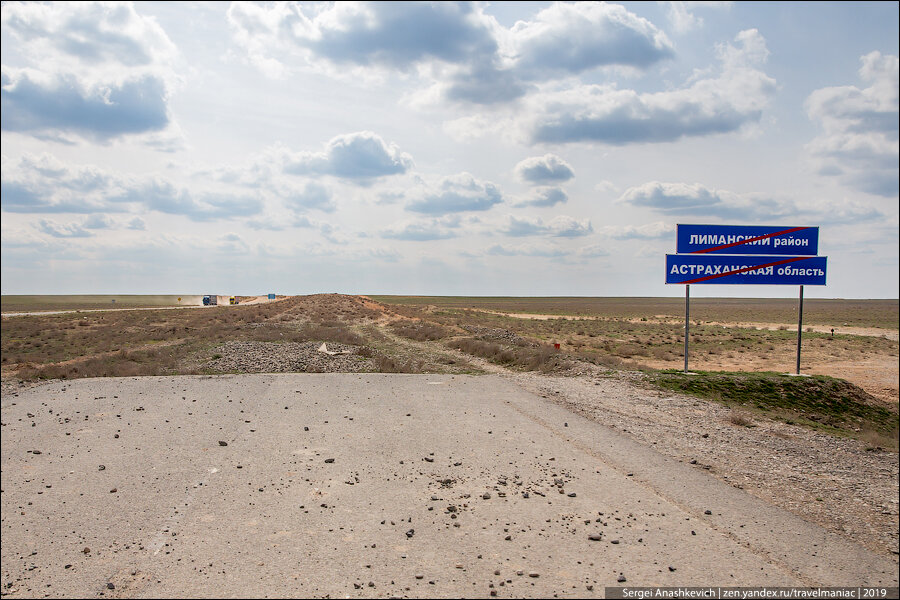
<box><xmin>447</xmin><ymin>337</ymin><xmax>569</xmax><ymax>372</ymax></box>
<box><xmin>3</xmin><ymin>294</ymin><xmax>897</xmax><ymax>450</ymax></box>
<box><xmin>390</xmin><ymin>321</ymin><xmax>450</xmax><ymax>342</ymax></box>
<box><xmin>646</xmin><ymin>370</ymin><xmax>899</xmax><ymax>449</ymax></box>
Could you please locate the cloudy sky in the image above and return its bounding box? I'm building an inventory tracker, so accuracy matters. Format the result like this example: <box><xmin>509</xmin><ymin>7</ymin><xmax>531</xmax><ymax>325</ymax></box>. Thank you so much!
<box><xmin>2</xmin><ymin>1</ymin><xmax>897</xmax><ymax>298</ymax></box>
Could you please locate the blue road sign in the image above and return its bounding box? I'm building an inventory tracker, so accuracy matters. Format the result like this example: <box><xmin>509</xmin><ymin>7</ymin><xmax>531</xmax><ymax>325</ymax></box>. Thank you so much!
<box><xmin>676</xmin><ymin>224</ymin><xmax>819</xmax><ymax>255</ymax></box>
<box><xmin>666</xmin><ymin>254</ymin><xmax>827</xmax><ymax>285</ymax></box>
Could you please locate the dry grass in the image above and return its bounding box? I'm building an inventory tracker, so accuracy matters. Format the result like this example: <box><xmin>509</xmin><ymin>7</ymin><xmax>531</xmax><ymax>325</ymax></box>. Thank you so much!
<box><xmin>390</xmin><ymin>321</ymin><xmax>450</xmax><ymax>342</ymax></box>
<box><xmin>447</xmin><ymin>337</ymin><xmax>569</xmax><ymax>372</ymax></box>
<box><xmin>728</xmin><ymin>410</ymin><xmax>755</xmax><ymax>427</ymax></box>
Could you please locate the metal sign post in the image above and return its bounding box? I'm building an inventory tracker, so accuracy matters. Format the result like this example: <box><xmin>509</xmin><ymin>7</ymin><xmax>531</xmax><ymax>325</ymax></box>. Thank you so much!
<box><xmin>684</xmin><ymin>284</ymin><xmax>690</xmax><ymax>373</ymax></box>
<box><xmin>796</xmin><ymin>285</ymin><xmax>804</xmax><ymax>375</ymax></box>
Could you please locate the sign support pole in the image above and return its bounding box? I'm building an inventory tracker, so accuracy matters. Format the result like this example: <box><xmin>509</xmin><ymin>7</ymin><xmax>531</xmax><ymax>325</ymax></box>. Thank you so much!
<box><xmin>684</xmin><ymin>284</ymin><xmax>690</xmax><ymax>373</ymax></box>
<box><xmin>796</xmin><ymin>285</ymin><xmax>804</xmax><ymax>375</ymax></box>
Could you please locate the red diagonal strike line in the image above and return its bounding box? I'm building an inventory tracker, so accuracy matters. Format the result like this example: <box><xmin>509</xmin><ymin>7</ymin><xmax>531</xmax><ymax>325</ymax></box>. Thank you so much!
<box><xmin>692</xmin><ymin>226</ymin><xmax>810</xmax><ymax>254</ymax></box>
<box><xmin>682</xmin><ymin>256</ymin><xmax>809</xmax><ymax>284</ymax></box>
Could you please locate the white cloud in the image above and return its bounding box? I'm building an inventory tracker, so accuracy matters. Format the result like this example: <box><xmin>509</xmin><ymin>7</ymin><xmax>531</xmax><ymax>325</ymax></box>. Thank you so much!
<box><xmin>283</xmin><ymin>181</ymin><xmax>335</xmax><ymax>214</ymax></box>
<box><xmin>226</xmin><ymin>1</ymin><xmax>499</xmax><ymax>78</ymax></box>
<box><xmin>619</xmin><ymin>181</ymin><xmax>885</xmax><ymax>224</ymax></box>
<box><xmin>502</xmin><ymin>215</ymin><xmax>592</xmax><ymax>237</ymax></box>
<box><xmin>514</xmin><ymin>154</ymin><xmax>575</xmax><ymax>184</ymax></box>
<box><xmin>283</xmin><ymin>131</ymin><xmax>413</xmax><ymax>182</ymax></box>
<box><xmin>486</xmin><ymin>242</ymin><xmax>570</xmax><ymax>258</ymax></box>
<box><xmin>1</xmin><ymin>1</ymin><xmax>179</xmax><ymax>143</ymax></box>
<box><xmin>526</xmin><ymin>29</ymin><xmax>775</xmax><ymax>145</ymax></box>
<box><xmin>405</xmin><ymin>172</ymin><xmax>503</xmax><ymax>214</ymax></box>
<box><xmin>805</xmin><ymin>51</ymin><xmax>899</xmax><ymax>197</ymax></box>
<box><xmin>600</xmin><ymin>221</ymin><xmax>675</xmax><ymax>240</ymax></box>
<box><xmin>514</xmin><ymin>187</ymin><xmax>568</xmax><ymax>208</ymax></box>
<box><xmin>509</xmin><ymin>2</ymin><xmax>674</xmax><ymax>78</ymax></box>
<box><xmin>37</xmin><ymin>218</ymin><xmax>93</xmax><ymax>238</ymax></box>
<box><xmin>380</xmin><ymin>216</ymin><xmax>460</xmax><ymax>241</ymax></box>
<box><xmin>662</xmin><ymin>2</ymin><xmax>733</xmax><ymax>34</ymax></box>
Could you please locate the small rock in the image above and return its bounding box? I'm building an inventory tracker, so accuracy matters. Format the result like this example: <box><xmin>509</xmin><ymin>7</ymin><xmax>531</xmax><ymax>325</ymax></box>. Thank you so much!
<box><xmin>106</xmin><ymin>583</ymin><xmax>115</xmax><ymax>590</ymax></box>
<box><xmin>324</xmin><ymin>458</ymin><xmax>335</xmax><ymax>463</ymax></box>
<box><xmin>406</xmin><ymin>529</ymin><xmax>415</xmax><ymax>538</ymax></box>
<box><xmin>218</xmin><ymin>441</ymin><xmax>228</xmax><ymax>447</ymax></box>
<box><xmin>482</xmin><ymin>492</ymin><xmax>491</xmax><ymax>500</ymax></box>
<box><xmin>588</xmin><ymin>534</ymin><xmax>602</xmax><ymax>541</ymax></box>
<box><xmin>617</xmin><ymin>574</ymin><xmax>626</xmax><ymax>583</ymax></box>
<box><xmin>668</xmin><ymin>566</ymin><xmax>677</xmax><ymax>572</ymax></box>
<box><xmin>704</xmin><ymin>510</ymin><xmax>712</xmax><ymax>515</ymax></box>
<box><xmin>528</xmin><ymin>572</ymin><xmax>540</xmax><ymax>578</ymax></box>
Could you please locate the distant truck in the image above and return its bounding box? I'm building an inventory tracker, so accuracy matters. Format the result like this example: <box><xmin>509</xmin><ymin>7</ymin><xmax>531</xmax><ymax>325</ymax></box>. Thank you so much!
<box><xmin>202</xmin><ymin>295</ymin><xmax>217</xmax><ymax>306</ymax></box>
<box><xmin>229</xmin><ymin>296</ymin><xmax>237</xmax><ymax>305</ymax></box>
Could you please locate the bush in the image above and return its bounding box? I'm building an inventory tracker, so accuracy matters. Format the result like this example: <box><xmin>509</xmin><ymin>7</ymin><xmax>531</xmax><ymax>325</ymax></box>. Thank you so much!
<box><xmin>390</xmin><ymin>321</ymin><xmax>449</xmax><ymax>342</ymax></box>
<box><xmin>447</xmin><ymin>337</ymin><xmax>569</xmax><ymax>372</ymax></box>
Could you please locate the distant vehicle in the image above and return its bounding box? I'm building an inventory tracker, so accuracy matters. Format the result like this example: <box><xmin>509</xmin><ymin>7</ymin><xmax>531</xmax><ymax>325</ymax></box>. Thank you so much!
<box><xmin>203</xmin><ymin>295</ymin><xmax>217</xmax><ymax>306</ymax></box>
<box><xmin>229</xmin><ymin>296</ymin><xmax>237</xmax><ymax>305</ymax></box>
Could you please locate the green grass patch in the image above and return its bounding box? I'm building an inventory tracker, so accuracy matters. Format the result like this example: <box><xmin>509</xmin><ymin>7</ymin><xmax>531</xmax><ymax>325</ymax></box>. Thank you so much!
<box><xmin>647</xmin><ymin>370</ymin><xmax>899</xmax><ymax>449</ymax></box>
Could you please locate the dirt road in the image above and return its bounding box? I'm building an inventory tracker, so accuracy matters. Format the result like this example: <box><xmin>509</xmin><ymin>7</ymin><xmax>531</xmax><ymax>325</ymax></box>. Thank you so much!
<box><xmin>2</xmin><ymin>374</ymin><xmax>896</xmax><ymax>597</ymax></box>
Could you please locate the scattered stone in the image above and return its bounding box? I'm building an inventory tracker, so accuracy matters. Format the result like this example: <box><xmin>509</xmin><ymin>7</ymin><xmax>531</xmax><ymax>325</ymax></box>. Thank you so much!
<box><xmin>324</xmin><ymin>458</ymin><xmax>335</xmax><ymax>463</ymax></box>
<box><xmin>406</xmin><ymin>529</ymin><xmax>415</xmax><ymax>538</ymax></box>
<box><xmin>617</xmin><ymin>574</ymin><xmax>626</xmax><ymax>583</ymax></box>
<box><xmin>588</xmin><ymin>534</ymin><xmax>602</xmax><ymax>541</ymax></box>
<box><xmin>106</xmin><ymin>583</ymin><xmax>115</xmax><ymax>590</ymax></box>
<box><xmin>528</xmin><ymin>572</ymin><xmax>540</xmax><ymax>578</ymax></box>
<box><xmin>482</xmin><ymin>492</ymin><xmax>491</xmax><ymax>500</ymax></box>
<box><xmin>704</xmin><ymin>509</ymin><xmax>712</xmax><ymax>515</ymax></box>
<box><xmin>218</xmin><ymin>441</ymin><xmax>228</xmax><ymax>447</ymax></box>
<box><xmin>668</xmin><ymin>566</ymin><xmax>677</xmax><ymax>572</ymax></box>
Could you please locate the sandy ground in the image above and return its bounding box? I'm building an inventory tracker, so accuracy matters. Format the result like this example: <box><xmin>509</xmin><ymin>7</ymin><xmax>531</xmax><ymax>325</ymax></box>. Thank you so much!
<box><xmin>473</xmin><ymin>309</ymin><xmax>899</xmax><ymax>341</ymax></box>
<box><xmin>465</xmin><ymin>309</ymin><xmax>899</xmax><ymax>404</ymax></box>
<box><xmin>2</xmin><ymin>374</ymin><xmax>897</xmax><ymax>598</ymax></box>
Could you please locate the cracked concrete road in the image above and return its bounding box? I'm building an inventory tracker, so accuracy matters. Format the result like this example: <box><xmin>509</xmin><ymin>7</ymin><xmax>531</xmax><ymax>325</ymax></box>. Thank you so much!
<box><xmin>2</xmin><ymin>374</ymin><xmax>897</xmax><ymax>598</ymax></box>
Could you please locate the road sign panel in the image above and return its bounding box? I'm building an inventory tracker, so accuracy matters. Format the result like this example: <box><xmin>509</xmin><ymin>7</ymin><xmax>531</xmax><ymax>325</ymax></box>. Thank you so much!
<box><xmin>666</xmin><ymin>254</ymin><xmax>827</xmax><ymax>285</ymax></box>
<box><xmin>676</xmin><ymin>224</ymin><xmax>819</xmax><ymax>255</ymax></box>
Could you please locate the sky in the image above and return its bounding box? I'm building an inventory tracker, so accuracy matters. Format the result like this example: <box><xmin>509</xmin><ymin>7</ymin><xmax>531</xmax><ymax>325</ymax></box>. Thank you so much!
<box><xmin>1</xmin><ymin>1</ymin><xmax>898</xmax><ymax>299</ymax></box>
